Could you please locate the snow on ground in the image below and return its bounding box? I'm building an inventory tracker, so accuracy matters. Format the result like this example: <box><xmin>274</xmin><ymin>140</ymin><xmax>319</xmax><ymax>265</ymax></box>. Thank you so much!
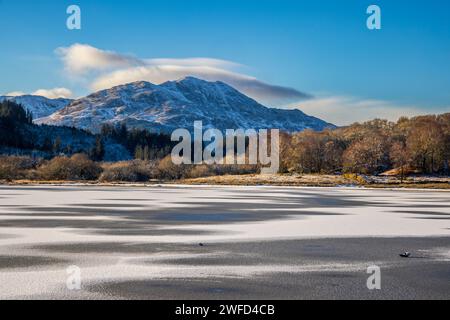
<box><xmin>0</xmin><ymin>185</ymin><xmax>448</xmax><ymax>299</ymax></box>
<box><xmin>2</xmin><ymin>185</ymin><xmax>448</xmax><ymax>243</ymax></box>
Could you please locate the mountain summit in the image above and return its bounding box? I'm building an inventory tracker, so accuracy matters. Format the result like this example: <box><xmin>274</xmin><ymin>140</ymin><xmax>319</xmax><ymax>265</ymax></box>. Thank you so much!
<box><xmin>36</xmin><ymin>77</ymin><xmax>334</xmax><ymax>133</ymax></box>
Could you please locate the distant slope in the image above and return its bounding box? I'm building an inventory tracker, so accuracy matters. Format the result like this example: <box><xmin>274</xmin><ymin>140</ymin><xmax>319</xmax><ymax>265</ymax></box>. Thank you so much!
<box><xmin>0</xmin><ymin>95</ymin><xmax>72</xmax><ymax>119</ymax></box>
<box><xmin>0</xmin><ymin>100</ymin><xmax>130</xmax><ymax>161</ymax></box>
<box><xmin>0</xmin><ymin>124</ymin><xmax>131</xmax><ymax>162</ymax></box>
<box><xmin>38</xmin><ymin>77</ymin><xmax>335</xmax><ymax>133</ymax></box>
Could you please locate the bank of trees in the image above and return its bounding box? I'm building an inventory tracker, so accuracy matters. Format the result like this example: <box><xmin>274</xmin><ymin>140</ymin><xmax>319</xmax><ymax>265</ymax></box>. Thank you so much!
<box><xmin>2</xmin><ymin>100</ymin><xmax>449</xmax><ymax>178</ymax></box>
<box><xmin>100</xmin><ymin>123</ymin><xmax>173</xmax><ymax>160</ymax></box>
<box><xmin>281</xmin><ymin>114</ymin><xmax>450</xmax><ymax>175</ymax></box>
<box><xmin>0</xmin><ymin>100</ymin><xmax>33</xmax><ymax>149</ymax></box>
<box><xmin>0</xmin><ymin>102</ymin><xmax>173</xmax><ymax>162</ymax></box>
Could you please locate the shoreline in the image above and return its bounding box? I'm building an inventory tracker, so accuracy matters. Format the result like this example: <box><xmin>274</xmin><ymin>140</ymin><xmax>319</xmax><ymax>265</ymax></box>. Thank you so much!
<box><xmin>1</xmin><ymin>175</ymin><xmax>450</xmax><ymax>190</ymax></box>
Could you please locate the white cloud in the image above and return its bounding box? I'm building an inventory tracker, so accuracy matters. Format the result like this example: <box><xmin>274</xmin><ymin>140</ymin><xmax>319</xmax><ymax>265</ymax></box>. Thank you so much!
<box><xmin>5</xmin><ymin>91</ymin><xmax>26</xmax><ymax>97</ymax></box>
<box><xmin>4</xmin><ymin>88</ymin><xmax>73</xmax><ymax>99</ymax></box>
<box><xmin>91</xmin><ymin>64</ymin><xmax>310</xmax><ymax>105</ymax></box>
<box><xmin>56</xmin><ymin>44</ymin><xmax>310</xmax><ymax>105</ymax></box>
<box><xmin>32</xmin><ymin>88</ymin><xmax>73</xmax><ymax>99</ymax></box>
<box><xmin>146</xmin><ymin>58</ymin><xmax>242</xmax><ymax>69</ymax></box>
<box><xmin>56</xmin><ymin>43</ymin><xmax>145</xmax><ymax>75</ymax></box>
<box><xmin>287</xmin><ymin>95</ymin><xmax>449</xmax><ymax>126</ymax></box>
<box><xmin>54</xmin><ymin>44</ymin><xmax>446</xmax><ymax>123</ymax></box>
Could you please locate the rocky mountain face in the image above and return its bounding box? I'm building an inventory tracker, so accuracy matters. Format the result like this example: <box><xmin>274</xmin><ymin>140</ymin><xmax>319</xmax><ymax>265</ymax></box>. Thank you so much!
<box><xmin>26</xmin><ymin>77</ymin><xmax>334</xmax><ymax>133</ymax></box>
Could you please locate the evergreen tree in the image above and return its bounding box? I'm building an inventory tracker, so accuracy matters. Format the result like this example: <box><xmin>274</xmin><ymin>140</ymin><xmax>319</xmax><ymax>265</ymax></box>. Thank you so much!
<box><xmin>135</xmin><ymin>145</ymin><xmax>143</xmax><ymax>160</ymax></box>
<box><xmin>143</xmin><ymin>145</ymin><xmax>150</xmax><ymax>161</ymax></box>
<box><xmin>53</xmin><ymin>136</ymin><xmax>62</xmax><ymax>154</ymax></box>
<box><xmin>90</xmin><ymin>136</ymin><xmax>105</xmax><ymax>161</ymax></box>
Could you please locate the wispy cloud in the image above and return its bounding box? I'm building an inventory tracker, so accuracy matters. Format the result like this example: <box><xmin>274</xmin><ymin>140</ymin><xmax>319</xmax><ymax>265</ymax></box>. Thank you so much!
<box><xmin>5</xmin><ymin>88</ymin><xmax>73</xmax><ymax>99</ymax></box>
<box><xmin>45</xmin><ymin>44</ymin><xmax>447</xmax><ymax>123</ymax></box>
<box><xmin>56</xmin><ymin>43</ymin><xmax>311</xmax><ymax>105</ymax></box>
<box><xmin>146</xmin><ymin>58</ymin><xmax>242</xmax><ymax>69</ymax></box>
<box><xmin>287</xmin><ymin>95</ymin><xmax>450</xmax><ymax>126</ymax></box>
<box><xmin>32</xmin><ymin>88</ymin><xmax>73</xmax><ymax>99</ymax></box>
<box><xmin>55</xmin><ymin>43</ymin><xmax>145</xmax><ymax>75</ymax></box>
<box><xmin>5</xmin><ymin>91</ymin><xmax>26</xmax><ymax>97</ymax></box>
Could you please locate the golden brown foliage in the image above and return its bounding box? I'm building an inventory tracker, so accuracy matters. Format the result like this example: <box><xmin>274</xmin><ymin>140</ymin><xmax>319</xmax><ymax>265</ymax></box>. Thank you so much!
<box><xmin>282</xmin><ymin>113</ymin><xmax>450</xmax><ymax>175</ymax></box>
<box><xmin>37</xmin><ymin>153</ymin><xmax>102</xmax><ymax>181</ymax></box>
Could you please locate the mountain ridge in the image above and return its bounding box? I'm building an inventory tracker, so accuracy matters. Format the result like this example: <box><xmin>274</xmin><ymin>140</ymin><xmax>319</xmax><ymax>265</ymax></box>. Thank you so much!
<box><xmin>0</xmin><ymin>95</ymin><xmax>72</xmax><ymax>119</ymax></box>
<box><xmin>14</xmin><ymin>77</ymin><xmax>335</xmax><ymax>133</ymax></box>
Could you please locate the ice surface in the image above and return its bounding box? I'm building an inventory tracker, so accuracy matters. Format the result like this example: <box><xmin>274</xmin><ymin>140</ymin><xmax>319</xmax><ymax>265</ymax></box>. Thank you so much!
<box><xmin>0</xmin><ymin>185</ymin><xmax>448</xmax><ymax>299</ymax></box>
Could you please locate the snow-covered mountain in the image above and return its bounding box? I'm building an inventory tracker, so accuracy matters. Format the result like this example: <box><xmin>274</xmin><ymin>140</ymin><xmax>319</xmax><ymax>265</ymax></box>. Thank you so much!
<box><xmin>37</xmin><ymin>77</ymin><xmax>334</xmax><ymax>133</ymax></box>
<box><xmin>0</xmin><ymin>95</ymin><xmax>72</xmax><ymax>119</ymax></box>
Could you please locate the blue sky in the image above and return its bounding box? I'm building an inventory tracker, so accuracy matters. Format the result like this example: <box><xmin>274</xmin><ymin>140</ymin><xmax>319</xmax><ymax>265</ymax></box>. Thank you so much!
<box><xmin>0</xmin><ymin>0</ymin><xmax>449</xmax><ymax>124</ymax></box>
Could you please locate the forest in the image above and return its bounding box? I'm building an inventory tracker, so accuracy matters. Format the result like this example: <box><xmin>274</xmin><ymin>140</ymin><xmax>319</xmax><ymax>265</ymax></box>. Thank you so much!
<box><xmin>1</xmin><ymin>100</ymin><xmax>449</xmax><ymax>182</ymax></box>
<box><xmin>280</xmin><ymin>114</ymin><xmax>450</xmax><ymax>177</ymax></box>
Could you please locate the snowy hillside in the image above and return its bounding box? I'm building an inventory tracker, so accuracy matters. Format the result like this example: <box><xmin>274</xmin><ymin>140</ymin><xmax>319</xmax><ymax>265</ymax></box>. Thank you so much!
<box><xmin>37</xmin><ymin>77</ymin><xmax>335</xmax><ymax>133</ymax></box>
<box><xmin>0</xmin><ymin>95</ymin><xmax>72</xmax><ymax>119</ymax></box>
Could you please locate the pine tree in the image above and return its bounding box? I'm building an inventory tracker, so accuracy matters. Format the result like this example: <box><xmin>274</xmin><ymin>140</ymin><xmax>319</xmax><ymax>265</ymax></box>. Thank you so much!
<box><xmin>94</xmin><ymin>136</ymin><xmax>105</xmax><ymax>161</ymax></box>
<box><xmin>143</xmin><ymin>145</ymin><xmax>150</xmax><ymax>161</ymax></box>
<box><xmin>53</xmin><ymin>136</ymin><xmax>62</xmax><ymax>154</ymax></box>
<box><xmin>135</xmin><ymin>145</ymin><xmax>143</xmax><ymax>160</ymax></box>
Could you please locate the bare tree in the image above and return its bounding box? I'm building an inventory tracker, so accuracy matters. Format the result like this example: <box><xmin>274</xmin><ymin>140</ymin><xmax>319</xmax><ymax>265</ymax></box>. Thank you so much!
<box><xmin>390</xmin><ymin>141</ymin><xmax>410</xmax><ymax>183</ymax></box>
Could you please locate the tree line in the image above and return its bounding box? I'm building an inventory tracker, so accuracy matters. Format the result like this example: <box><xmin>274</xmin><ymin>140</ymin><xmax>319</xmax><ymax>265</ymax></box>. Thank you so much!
<box><xmin>2</xmin><ymin>101</ymin><xmax>449</xmax><ymax>178</ymax></box>
<box><xmin>280</xmin><ymin>114</ymin><xmax>450</xmax><ymax>177</ymax></box>
<box><xmin>100</xmin><ymin>123</ymin><xmax>174</xmax><ymax>160</ymax></box>
<box><xmin>0</xmin><ymin>101</ymin><xmax>174</xmax><ymax>161</ymax></box>
<box><xmin>0</xmin><ymin>100</ymin><xmax>33</xmax><ymax>149</ymax></box>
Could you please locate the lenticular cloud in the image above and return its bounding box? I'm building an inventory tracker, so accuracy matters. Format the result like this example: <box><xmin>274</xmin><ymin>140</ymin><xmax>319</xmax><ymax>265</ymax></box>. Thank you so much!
<box><xmin>56</xmin><ymin>43</ymin><xmax>311</xmax><ymax>105</ymax></box>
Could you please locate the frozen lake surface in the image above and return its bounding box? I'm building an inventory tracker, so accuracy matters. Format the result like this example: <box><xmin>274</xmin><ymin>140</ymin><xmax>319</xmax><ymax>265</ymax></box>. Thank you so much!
<box><xmin>0</xmin><ymin>185</ymin><xmax>449</xmax><ymax>299</ymax></box>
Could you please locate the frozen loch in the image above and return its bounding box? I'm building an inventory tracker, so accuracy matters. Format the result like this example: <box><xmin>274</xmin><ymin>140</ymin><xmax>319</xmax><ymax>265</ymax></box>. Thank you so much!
<box><xmin>0</xmin><ymin>185</ymin><xmax>449</xmax><ymax>299</ymax></box>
